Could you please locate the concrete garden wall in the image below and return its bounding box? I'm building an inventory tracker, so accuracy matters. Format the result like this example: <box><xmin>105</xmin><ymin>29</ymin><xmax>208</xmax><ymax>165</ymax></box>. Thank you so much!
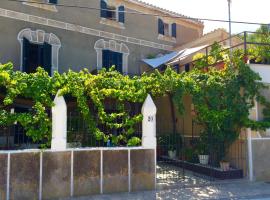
<box><xmin>0</xmin><ymin>147</ymin><xmax>156</xmax><ymax>200</ymax></box>
<box><xmin>251</xmin><ymin>139</ymin><xmax>270</xmax><ymax>181</ymax></box>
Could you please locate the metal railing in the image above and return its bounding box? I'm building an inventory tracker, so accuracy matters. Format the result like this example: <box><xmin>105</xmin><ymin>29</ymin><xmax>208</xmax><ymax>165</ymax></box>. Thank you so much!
<box><xmin>172</xmin><ymin>31</ymin><xmax>270</xmax><ymax>72</ymax></box>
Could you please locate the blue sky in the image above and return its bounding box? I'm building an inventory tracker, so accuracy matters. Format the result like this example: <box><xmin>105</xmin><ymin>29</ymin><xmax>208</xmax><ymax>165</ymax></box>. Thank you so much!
<box><xmin>142</xmin><ymin>0</ymin><xmax>269</xmax><ymax>34</ymax></box>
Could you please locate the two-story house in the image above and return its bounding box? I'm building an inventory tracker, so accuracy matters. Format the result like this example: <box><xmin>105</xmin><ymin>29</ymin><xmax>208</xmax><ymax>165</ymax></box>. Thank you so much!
<box><xmin>0</xmin><ymin>0</ymin><xmax>203</xmax><ymax>76</ymax></box>
<box><xmin>0</xmin><ymin>0</ymin><xmax>204</xmax><ymax>149</ymax></box>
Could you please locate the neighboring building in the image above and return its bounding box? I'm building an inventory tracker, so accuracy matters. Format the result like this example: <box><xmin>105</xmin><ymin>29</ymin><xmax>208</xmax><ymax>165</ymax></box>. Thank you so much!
<box><xmin>0</xmin><ymin>0</ymin><xmax>203</xmax><ymax>76</ymax></box>
<box><xmin>0</xmin><ymin>0</ymin><xmax>203</xmax><ymax>149</ymax></box>
<box><xmin>143</xmin><ymin>28</ymin><xmax>242</xmax><ymax>73</ymax></box>
<box><xmin>143</xmin><ymin>29</ymin><xmax>243</xmax><ymax>138</ymax></box>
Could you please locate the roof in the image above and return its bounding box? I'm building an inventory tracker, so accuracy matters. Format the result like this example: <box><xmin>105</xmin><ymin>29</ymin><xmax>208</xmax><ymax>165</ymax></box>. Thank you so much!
<box><xmin>125</xmin><ymin>0</ymin><xmax>204</xmax><ymax>26</ymax></box>
<box><xmin>174</xmin><ymin>28</ymin><xmax>243</xmax><ymax>51</ymax></box>
<box><xmin>174</xmin><ymin>28</ymin><xmax>227</xmax><ymax>51</ymax></box>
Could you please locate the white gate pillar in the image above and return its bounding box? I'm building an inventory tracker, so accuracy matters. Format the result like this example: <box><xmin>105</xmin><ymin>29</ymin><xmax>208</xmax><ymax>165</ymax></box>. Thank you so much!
<box><xmin>141</xmin><ymin>94</ymin><xmax>157</xmax><ymax>148</ymax></box>
<box><xmin>51</xmin><ymin>91</ymin><xmax>67</xmax><ymax>150</ymax></box>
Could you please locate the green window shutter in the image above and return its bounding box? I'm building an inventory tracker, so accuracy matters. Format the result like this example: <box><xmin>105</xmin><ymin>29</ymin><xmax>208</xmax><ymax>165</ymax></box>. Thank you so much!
<box><xmin>49</xmin><ymin>0</ymin><xmax>57</xmax><ymax>4</ymax></box>
<box><xmin>158</xmin><ymin>19</ymin><xmax>164</xmax><ymax>35</ymax></box>
<box><xmin>114</xmin><ymin>52</ymin><xmax>123</xmax><ymax>73</ymax></box>
<box><xmin>185</xmin><ymin>64</ymin><xmax>190</xmax><ymax>72</ymax></box>
<box><xmin>102</xmin><ymin>49</ymin><xmax>110</xmax><ymax>70</ymax></box>
<box><xmin>100</xmin><ymin>0</ymin><xmax>107</xmax><ymax>18</ymax></box>
<box><xmin>102</xmin><ymin>50</ymin><xmax>123</xmax><ymax>72</ymax></box>
<box><xmin>118</xmin><ymin>6</ymin><xmax>125</xmax><ymax>23</ymax></box>
<box><xmin>22</xmin><ymin>37</ymin><xmax>30</xmax><ymax>72</ymax></box>
<box><xmin>172</xmin><ymin>23</ymin><xmax>177</xmax><ymax>38</ymax></box>
<box><xmin>43</xmin><ymin>42</ymin><xmax>52</xmax><ymax>76</ymax></box>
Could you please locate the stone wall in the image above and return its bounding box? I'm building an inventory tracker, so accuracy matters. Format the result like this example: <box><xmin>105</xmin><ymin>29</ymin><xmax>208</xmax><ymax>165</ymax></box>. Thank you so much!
<box><xmin>0</xmin><ymin>148</ymin><xmax>155</xmax><ymax>200</ymax></box>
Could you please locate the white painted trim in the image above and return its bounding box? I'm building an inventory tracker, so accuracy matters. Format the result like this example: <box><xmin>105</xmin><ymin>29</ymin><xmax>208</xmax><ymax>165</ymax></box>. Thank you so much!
<box><xmin>6</xmin><ymin>153</ymin><xmax>10</xmax><ymax>200</ymax></box>
<box><xmin>100</xmin><ymin>18</ymin><xmax>125</xmax><ymax>29</ymax></box>
<box><xmin>0</xmin><ymin>8</ymin><xmax>173</xmax><ymax>51</ymax></box>
<box><xmin>251</xmin><ymin>137</ymin><xmax>270</xmax><ymax>141</ymax></box>
<box><xmin>70</xmin><ymin>150</ymin><xmax>74</xmax><ymax>197</ymax></box>
<box><xmin>17</xmin><ymin>28</ymin><xmax>61</xmax><ymax>75</ymax></box>
<box><xmin>39</xmin><ymin>152</ymin><xmax>43</xmax><ymax>200</ymax></box>
<box><xmin>128</xmin><ymin>149</ymin><xmax>131</xmax><ymax>192</ymax></box>
<box><xmin>0</xmin><ymin>146</ymin><xmax>154</xmax><ymax>154</ymax></box>
<box><xmin>100</xmin><ymin>149</ymin><xmax>103</xmax><ymax>194</ymax></box>
<box><xmin>247</xmin><ymin>128</ymin><xmax>254</xmax><ymax>181</ymax></box>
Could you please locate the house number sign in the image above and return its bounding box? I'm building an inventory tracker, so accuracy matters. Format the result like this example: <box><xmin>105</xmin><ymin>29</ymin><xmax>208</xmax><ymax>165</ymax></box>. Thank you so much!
<box><xmin>148</xmin><ymin>116</ymin><xmax>154</xmax><ymax>122</ymax></box>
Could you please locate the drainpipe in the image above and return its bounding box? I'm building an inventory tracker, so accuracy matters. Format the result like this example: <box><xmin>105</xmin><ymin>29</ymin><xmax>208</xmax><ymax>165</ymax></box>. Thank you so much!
<box><xmin>247</xmin><ymin>128</ymin><xmax>254</xmax><ymax>181</ymax></box>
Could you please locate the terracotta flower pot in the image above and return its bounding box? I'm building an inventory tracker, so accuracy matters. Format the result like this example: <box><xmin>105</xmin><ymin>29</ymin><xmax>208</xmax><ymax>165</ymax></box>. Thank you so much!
<box><xmin>220</xmin><ymin>161</ymin><xmax>230</xmax><ymax>171</ymax></box>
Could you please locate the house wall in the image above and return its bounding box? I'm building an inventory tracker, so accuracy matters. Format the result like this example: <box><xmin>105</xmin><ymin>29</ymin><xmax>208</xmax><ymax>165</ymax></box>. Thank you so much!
<box><xmin>249</xmin><ymin>64</ymin><xmax>270</xmax><ymax>136</ymax></box>
<box><xmin>155</xmin><ymin>95</ymin><xmax>202</xmax><ymax>136</ymax></box>
<box><xmin>252</xmin><ymin>139</ymin><xmax>270</xmax><ymax>181</ymax></box>
<box><xmin>0</xmin><ymin>0</ymin><xmax>203</xmax><ymax>74</ymax></box>
<box><xmin>0</xmin><ymin>16</ymin><xmax>166</xmax><ymax>74</ymax></box>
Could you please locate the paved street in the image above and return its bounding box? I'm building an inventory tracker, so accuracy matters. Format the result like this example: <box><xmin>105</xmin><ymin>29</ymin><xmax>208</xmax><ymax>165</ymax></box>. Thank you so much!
<box><xmin>64</xmin><ymin>181</ymin><xmax>270</xmax><ymax>200</ymax></box>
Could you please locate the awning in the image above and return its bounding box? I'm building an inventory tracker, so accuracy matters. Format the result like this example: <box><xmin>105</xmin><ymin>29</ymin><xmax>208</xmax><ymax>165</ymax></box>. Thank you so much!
<box><xmin>142</xmin><ymin>50</ymin><xmax>184</xmax><ymax>68</ymax></box>
<box><xmin>168</xmin><ymin>45</ymin><xmax>207</xmax><ymax>65</ymax></box>
<box><xmin>142</xmin><ymin>45</ymin><xmax>207</xmax><ymax>68</ymax></box>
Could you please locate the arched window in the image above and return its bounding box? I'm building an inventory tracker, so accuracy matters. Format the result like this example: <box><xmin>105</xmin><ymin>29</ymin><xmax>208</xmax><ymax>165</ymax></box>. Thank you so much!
<box><xmin>94</xmin><ymin>39</ymin><xmax>129</xmax><ymax>74</ymax></box>
<box><xmin>17</xmin><ymin>28</ymin><xmax>61</xmax><ymax>75</ymax></box>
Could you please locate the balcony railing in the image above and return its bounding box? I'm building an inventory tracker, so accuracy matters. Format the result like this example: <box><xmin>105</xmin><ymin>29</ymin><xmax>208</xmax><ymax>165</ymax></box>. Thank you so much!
<box><xmin>172</xmin><ymin>31</ymin><xmax>270</xmax><ymax>72</ymax></box>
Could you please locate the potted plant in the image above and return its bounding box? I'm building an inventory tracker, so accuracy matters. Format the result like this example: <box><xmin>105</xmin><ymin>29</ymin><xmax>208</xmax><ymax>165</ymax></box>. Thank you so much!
<box><xmin>220</xmin><ymin>159</ymin><xmax>230</xmax><ymax>171</ymax></box>
<box><xmin>196</xmin><ymin>141</ymin><xmax>209</xmax><ymax>165</ymax></box>
<box><xmin>158</xmin><ymin>133</ymin><xmax>182</xmax><ymax>159</ymax></box>
<box><xmin>168</xmin><ymin>145</ymin><xmax>177</xmax><ymax>159</ymax></box>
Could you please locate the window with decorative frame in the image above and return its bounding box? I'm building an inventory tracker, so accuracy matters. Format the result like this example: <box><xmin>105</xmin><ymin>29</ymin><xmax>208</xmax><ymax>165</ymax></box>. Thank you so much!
<box><xmin>100</xmin><ymin>0</ymin><xmax>125</xmax><ymax>28</ymax></box>
<box><xmin>158</xmin><ymin>18</ymin><xmax>177</xmax><ymax>42</ymax></box>
<box><xmin>22</xmin><ymin>0</ymin><xmax>58</xmax><ymax>11</ymax></box>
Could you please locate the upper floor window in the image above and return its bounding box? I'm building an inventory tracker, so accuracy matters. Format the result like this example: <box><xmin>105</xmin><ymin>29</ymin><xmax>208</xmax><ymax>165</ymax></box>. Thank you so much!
<box><xmin>48</xmin><ymin>0</ymin><xmax>57</xmax><ymax>4</ymax></box>
<box><xmin>100</xmin><ymin>0</ymin><xmax>125</xmax><ymax>24</ymax></box>
<box><xmin>158</xmin><ymin>19</ymin><xmax>177</xmax><ymax>42</ymax></box>
<box><xmin>164</xmin><ymin>23</ymin><xmax>170</xmax><ymax>37</ymax></box>
<box><xmin>106</xmin><ymin>5</ymin><xmax>117</xmax><ymax>21</ymax></box>
<box><xmin>23</xmin><ymin>0</ymin><xmax>57</xmax><ymax>12</ymax></box>
<box><xmin>185</xmin><ymin>63</ymin><xmax>190</xmax><ymax>72</ymax></box>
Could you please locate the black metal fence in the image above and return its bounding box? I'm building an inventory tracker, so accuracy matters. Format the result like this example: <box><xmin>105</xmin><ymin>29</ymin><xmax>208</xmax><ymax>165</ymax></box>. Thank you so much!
<box><xmin>156</xmin><ymin>132</ymin><xmax>247</xmax><ymax>186</ymax></box>
<box><xmin>67</xmin><ymin>101</ymin><xmax>142</xmax><ymax>148</ymax></box>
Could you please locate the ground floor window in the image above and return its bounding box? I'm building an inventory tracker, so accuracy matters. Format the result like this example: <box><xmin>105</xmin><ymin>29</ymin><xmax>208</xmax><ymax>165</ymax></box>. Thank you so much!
<box><xmin>95</xmin><ymin>39</ymin><xmax>129</xmax><ymax>74</ymax></box>
<box><xmin>23</xmin><ymin>38</ymin><xmax>52</xmax><ymax>75</ymax></box>
<box><xmin>18</xmin><ymin>28</ymin><xmax>61</xmax><ymax>75</ymax></box>
<box><xmin>102</xmin><ymin>49</ymin><xmax>123</xmax><ymax>73</ymax></box>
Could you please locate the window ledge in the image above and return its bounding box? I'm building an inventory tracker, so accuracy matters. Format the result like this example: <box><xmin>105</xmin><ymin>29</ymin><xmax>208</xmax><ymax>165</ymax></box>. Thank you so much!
<box><xmin>100</xmin><ymin>18</ymin><xmax>125</xmax><ymax>29</ymax></box>
<box><xmin>158</xmin><ymin>34</ymin><xmax>176</xmax><ymax>43</ymax></box>
<box><xmin>23</xmin><ymin>1</ymin><xmax>58</xmax><ymax>12</ymax></box>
